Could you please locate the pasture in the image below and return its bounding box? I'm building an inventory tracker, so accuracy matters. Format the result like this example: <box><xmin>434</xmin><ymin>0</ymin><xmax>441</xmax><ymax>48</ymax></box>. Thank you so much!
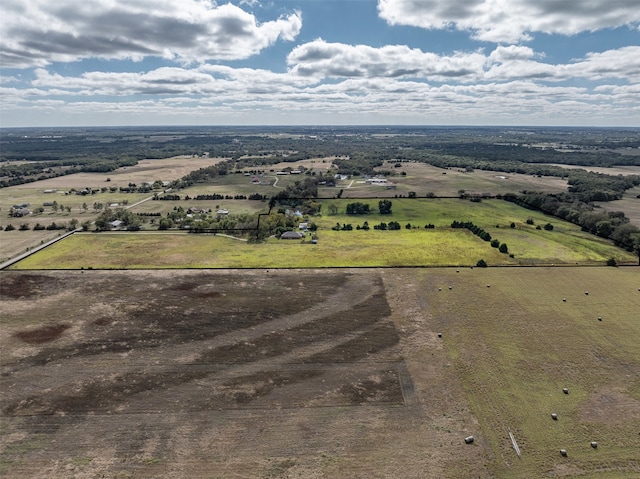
<box><xmin>8</xmin><ymin>198</ymin><xmax>635</xmax><ymax>269</ymax></box>
<box><xmin>1</xmin><ymin>267</ymin><xmax>638</xmax><ymax>478</ymax></box>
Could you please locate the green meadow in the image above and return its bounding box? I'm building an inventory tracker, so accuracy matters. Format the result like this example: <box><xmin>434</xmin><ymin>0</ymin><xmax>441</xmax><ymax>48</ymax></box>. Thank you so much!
<box><xmin>414</xmin><ymin>266</ymin><xmax>640</xmax><ymax>478</ymax></box>
<box><xmin>9</xmin><ymin>199</ymin><xmax>635</xmax><ymax>269</ymax></box>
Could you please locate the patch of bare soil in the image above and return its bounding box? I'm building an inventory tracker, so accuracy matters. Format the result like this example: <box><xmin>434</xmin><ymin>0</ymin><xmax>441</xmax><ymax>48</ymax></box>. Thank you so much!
<box><xmin>13</xmin><ymin>324</ymin><xmax>70</xmax><ymax>344</ymax></box>
<box><xmin>581</xmin><ymin>388</ymin><xmax>640</xmax><ymax>423</ymax></box>
<box><xmin>0</xmin><ymin>269</ymin><xmax>487</xmax><ymax>478</ymax></box>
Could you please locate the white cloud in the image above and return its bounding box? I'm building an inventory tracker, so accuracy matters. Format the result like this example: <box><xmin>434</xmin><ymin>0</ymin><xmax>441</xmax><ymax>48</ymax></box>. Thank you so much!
<box><xmin>287</xmin><ymin>40</ymin><xmax>487</xmax><ymax>81</ymax></box>
<box><xmin>0</xmin><ymin>0</ymin><xmax>302</xmax><ymax>68</ymax></box>
<box><xmin>378</xmin><ymin>0</ymin><xmax>640</xmax><ymax>43</ymax></box>
<box><xmin>287</xmin><ymin>41</ymin><xmax>640</xmax><ymax>84</ymax></box>
<box><xmin>3</xmin><ymin>40</ymin><xmax>639</xmax><ymax>126</ymax></box>
<box><xmin>2</xmin><ymin>75</ymin><xmax>637</xmax><ymax>126</ymax></box>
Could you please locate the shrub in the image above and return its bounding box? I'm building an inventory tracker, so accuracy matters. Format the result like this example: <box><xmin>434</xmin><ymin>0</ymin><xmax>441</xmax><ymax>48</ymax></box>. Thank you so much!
<box><xmin>476</xmin><ymin>259</ymin><xmax>488</xmax><ymax>267</ymax></box>
<box><xmin>526</xmin><ymin>218</ymin><xmax>535</xmax><ymax>225</ymax></box>
<box><xmin>491</xmin><ymin>239</ymin><xmax>500</xmax><ymax>248</ymax></box>
<box><xmin>499</xmin><ymin>243</ymin><xmax>509</xmax><ymax>254</ymax></box>
<box><xmin>543</xmin><ymin>223</ymin><xmax>554</xmax><ymax>231</ymax></box>
<box><xmin>606</xmin><ymin>257</ymin><xmax>617</xmax><ymax>266</ymax></box>
<box><xmin>4</xmin><ymin>224</ymin><xmax>15</xmax><ymax>231</ymax></box>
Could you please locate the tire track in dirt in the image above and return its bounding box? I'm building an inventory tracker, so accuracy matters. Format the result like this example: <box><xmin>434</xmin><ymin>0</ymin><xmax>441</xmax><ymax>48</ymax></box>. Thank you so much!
<box><xmin>3</xmin><ymin>273</ymin><xmax>404</xmax><ymax>417</ymax></box>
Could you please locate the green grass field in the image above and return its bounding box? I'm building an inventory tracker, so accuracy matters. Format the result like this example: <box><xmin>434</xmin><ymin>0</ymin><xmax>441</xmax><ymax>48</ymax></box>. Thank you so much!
<box><xmin>415</xmin><ymin>266</ymin><xmax>640</xmax><ymax>478</ymax></box>
<box><xmin>8</xmin><ymin>199</ymin><xmax>636</xmax><ymax>269</ymax></box>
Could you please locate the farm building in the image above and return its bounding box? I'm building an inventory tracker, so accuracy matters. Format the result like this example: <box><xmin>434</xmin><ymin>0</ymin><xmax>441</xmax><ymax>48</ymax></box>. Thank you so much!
<box><xmin>280</xmin><ymin>231</ymin><xmax>304</xmax><ymax>240</ymax></box>
<box><xmin>366</xmin><ymin>177</ymin><xmax>388</xmax><ymax>185</ymax></box>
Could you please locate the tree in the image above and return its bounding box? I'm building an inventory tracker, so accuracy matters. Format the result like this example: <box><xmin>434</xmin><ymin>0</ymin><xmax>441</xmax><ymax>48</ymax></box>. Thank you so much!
<box><xmin>378</xmin><ymin>199</ymin><xmax>392</xmax><ymax>215</ymax></box>
<box><xmin>499</xmin><ymin>243</ymin><xmax>509</xmax><ymax>254</ymax></box>
<box><xmin>632</xmin><ymin>233</ymin><xmax>640</xmax><ymax>266</ymax></box>
<box><xmin>476</xmin><ymin>259</ymin><xmax>488</xmax><ymax>267</ymax></box>
<box><xmin>158</xmin><ymin>218</ymin><xmax>173</xmax><ymax>230</ymax></box>
<box><xmin>327</xmin><ymin>203</ymin><xmax>339</xmax><ymax>215</ymax></box>
<box><xmin>606</xmin><ymin>257</ymin><xmax>617</xmax><ymax>266</ymax></box>
<box><xmin>346</xmin><ymin>202</ymin><xmax>370</xmax><ymax>214</ymax></box>
<box><xmin>596</xmin><ymin>220</ymin><xmax>613</xmax><ymax>238</ymax></box>
<box><xmin>543</xmin><ymin>223</ymin><xmax>554</xmax><ymax>231</ymax></box>
<box><xmin>4</xmin><ymin>224</ymin><xmax>15</xmax><ymax>231</ymax></box>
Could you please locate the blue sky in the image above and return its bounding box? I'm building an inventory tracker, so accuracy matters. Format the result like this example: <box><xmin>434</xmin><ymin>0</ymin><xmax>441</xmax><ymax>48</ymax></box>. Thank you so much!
<box><xmin>1</xmin><ymin>0</ymin><xmax>639</xmax><ymax>127</ymax></box>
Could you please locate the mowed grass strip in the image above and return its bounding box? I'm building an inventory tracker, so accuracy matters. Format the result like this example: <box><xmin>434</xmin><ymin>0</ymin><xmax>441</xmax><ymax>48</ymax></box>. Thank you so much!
<box><xmin>421</xmin><ymin>267</ymin><xmax>640</xmax><ymax>478</ymax></box>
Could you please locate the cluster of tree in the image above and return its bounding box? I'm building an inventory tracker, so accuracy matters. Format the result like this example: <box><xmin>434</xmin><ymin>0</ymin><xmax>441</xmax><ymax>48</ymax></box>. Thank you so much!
<box><xmin>94</xmin><ymin>208</ymin><xmax>141</xmax><ymax>231</ymax></box>
<box><xmin>3</xmin><ymin>221</ymin><xmax>73</xmax><ymax>231</ymax></box>
<box><xmin>333</xmin><ymin>156</ymin><xmax>384</xmax><ymax>176</ymax></box>
<box><xmin>416</xmin><ymin>141</ymin><xmax>640</xmax><ymax>167</ymax></box>
<box><xmin>451</xmin><ymin>221</ymin><xmax>492</xmax><ymax>242</ymax></box>
<box><xmin>490</xmin><ymin>239</ymin><xmax>509</xmax><ymax>254</ymax></box>
<box><xmin>193</xmin><ymin>194</ymin><xmax>225</xmax><ymax>200</ymax></box>
<box><xmin>565</xmin><ymin>170</ymin><xmax>640</xmax><ymax>202</ymax></box>
<box><xmin>154</xmin><ymin>194</ymin><xmax>181</xmax><ymax>201</ymax></box>
<box><xmin>172</xmin><ymin>163</ymin><xmax>229</xmax><ymax>188</ymax></box>
<box><xmin>272</xmin><ymin>177</ymin><xmax>319</xmax><ymax>203</ymax></box>
<box><xmin>332</xmin><ymin>223</ymin><xmax>353</xmax><ymax>231</ymax></box>
<box><xmin>374</xmin><ymin>221</ymin><xmax>402</xmax><ymax>230</ymax></box>
<box><xmin>346</xmin><ymin>202</ymin><xmax>371</xmax><ymax>214</ymax></box>
<box><xmin>379</xmin><ymin>200</ymin><xmax>393</xmax><ymax>214</ymax></box>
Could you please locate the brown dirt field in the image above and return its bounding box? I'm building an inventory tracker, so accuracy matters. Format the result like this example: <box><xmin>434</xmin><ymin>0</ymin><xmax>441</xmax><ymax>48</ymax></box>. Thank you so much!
<box><xmin>0</xmin><ymin>269</ymin><xmax>487</xmax><ymax>478</ymax></box>
<box><xmin>9</xmin><ymin>156</ymin><xmax>226</xmax><ymax>190</ymax></box>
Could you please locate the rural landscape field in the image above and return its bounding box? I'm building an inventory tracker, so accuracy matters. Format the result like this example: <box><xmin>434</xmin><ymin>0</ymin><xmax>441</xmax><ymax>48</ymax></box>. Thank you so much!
<box><xmin>1</xmin><ymin>126</ymin><xmax>640</xmax><ymax>478</ymax></box>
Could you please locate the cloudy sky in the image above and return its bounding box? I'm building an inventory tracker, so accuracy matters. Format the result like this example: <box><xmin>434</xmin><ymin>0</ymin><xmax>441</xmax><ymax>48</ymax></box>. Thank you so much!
<box><xmin>1</xmin><ymin>0</ymin><xmax>639</xmax><ymax>127</ymax></box>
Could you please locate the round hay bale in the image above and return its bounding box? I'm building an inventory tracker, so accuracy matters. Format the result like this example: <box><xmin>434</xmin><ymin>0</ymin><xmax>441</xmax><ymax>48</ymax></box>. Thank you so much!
<box><xmin>563</xmin><ymin>388</ymin><xmax>569</xmax><ymax>394</ymax></box>
<box><xmin>487</xmin><ymin>284</ymin><xmax>490</xmax><ymax>288</ymax></box>
<box><xmin>590</xmin><ymin>441</ymin><xmax>598</xmax><ymax>448</ymax></box>
<box><xmin>560</xmin><ymin>449</ymin><xmax>567</xmax><ymax>457</ymax></box>
<box><xmin>598</xmin><ymin>316</ymin><xmax>602</xmax><ymax>321</ymax></box>
<box><xmin>562</xmin><ymin>298</ymin><xmax>567</xmax><ymax>302</ymax></box>
<box><xmin>437</xmin><ymin>333</ymin><xmax>442</xmax><ymax>338</ymax></box>
<box><xmin>551</xmin><ymin>413</ymin><xmax>558</xmax><ymax>420</ymax></box>
<box><xmin>448</xmin><ymin>286</ymin><xmax>452</xmax><ymax>290</ymax></box>
<box><xmin>464</xmin><ymin>436</ymin><xmax>474</xmax><ymax>444</ymax></box>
